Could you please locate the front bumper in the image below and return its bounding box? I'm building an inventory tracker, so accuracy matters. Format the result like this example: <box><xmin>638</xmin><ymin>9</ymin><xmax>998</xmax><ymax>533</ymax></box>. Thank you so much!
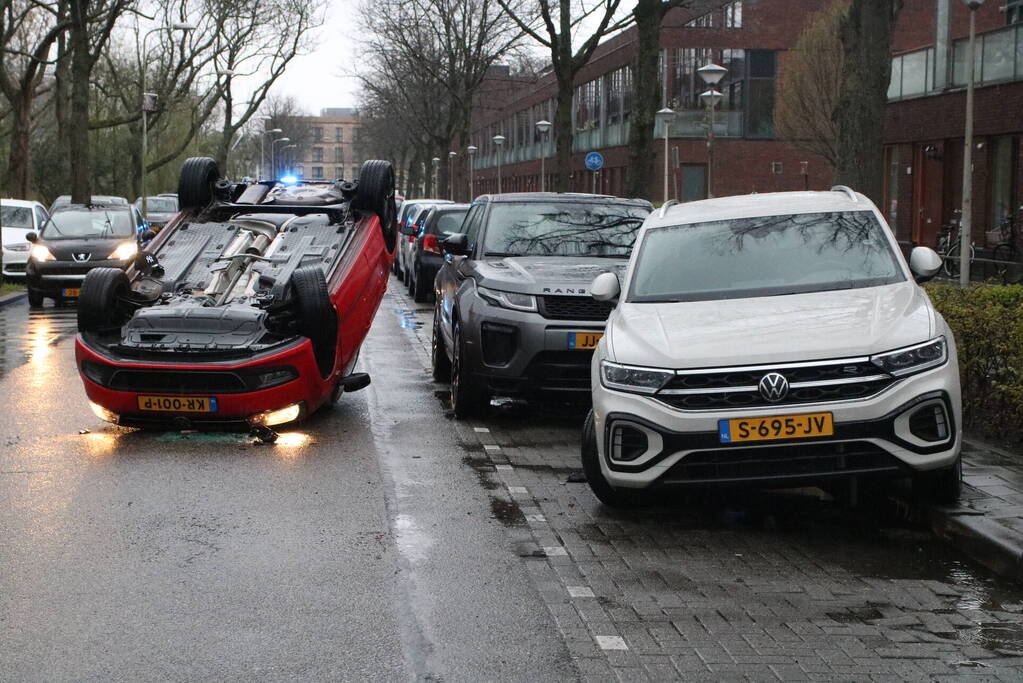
<box><xmin>592</xmin><ymin>359</ymin><xmax>962</xmax><ymax>489</ymax></box>
<box><xmin>2</xmin><ymin>249</ymin><xmax>28</xmax><ymax>278</ymax></box>
<box><xmin>75</xmin><ymin>335</ymin><xmax>332</xmax><ymax>428</ymax></box>
<box><xmin>461</xmin><ymin>297</ymin><xmax>606</xmax><ymax>396</ymax></box>
<box><xmin>28</xmin><ymin>259</ymin><xmax>130</xmax><ymax>293</ymax></box>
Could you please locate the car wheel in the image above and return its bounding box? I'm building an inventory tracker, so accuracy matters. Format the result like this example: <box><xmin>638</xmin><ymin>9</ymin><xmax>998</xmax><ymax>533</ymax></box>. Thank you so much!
<box><xmin>291</xmin><ymin>266</ymin><xmax>337</xmax><ymax>378</ymax></box>
<box><xmin>27</xmin><ymin>288</ymin><xmax>44</xmax><ymax>308</ymax></box>
<box><xmin>913</xmin><ymin>456</ymin><xmax>962</xmax><ymax>505</ymax></box>
<box><xmin>356</xmin><ymin>160</ymin><xmax>397</xmax><ymax>254</ymax></box>
<box><xmin>177</xmin><ymin>157</ymin><xmax>221</xmax><ymax>211</ymax></box>
<box><xmin>413</xmin><ymin>263</ymin><xmax>429</xmax><ymax>303</ymax></box>
<box><xmin>77</xmin><ymin>268</ymin><xmax>131</xmax><ymax>332</ymax></box>
<box><xmin>431</xmin><ymin>305</ymin><xmax>451</xmax><ymax>382</ymax></box>
<box><xmin>450</xmin><ymin>319</ymin><xmax>486</xmax><ymax>418</ymax></box>
<box><xmin>581</xmin><ymin>410</ymin><xmax>645</xmax><ymax>509</ymax></box>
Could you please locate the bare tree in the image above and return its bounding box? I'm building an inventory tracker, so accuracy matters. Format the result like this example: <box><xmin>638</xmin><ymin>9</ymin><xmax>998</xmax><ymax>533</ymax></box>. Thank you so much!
<box><xmin>774</xmin><ymin>1</ymin><xmax>846</xmax><ymax>172</ymax></box>
<box><xmin>494</xmin><ymin>0</ymin><xmax>634</xmax><ymax>191</ymax></box>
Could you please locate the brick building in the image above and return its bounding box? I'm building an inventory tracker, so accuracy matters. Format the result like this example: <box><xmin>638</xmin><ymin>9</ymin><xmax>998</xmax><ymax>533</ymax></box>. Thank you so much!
<box><xmin>282</xmin><ymin>108</ymin><xmax>364</xmax><ymax>182</ymax></box>
<box><xmin>460</xmin><ymin>0</ymin><xmax>1022</xmax><ymax>249</ymax></box>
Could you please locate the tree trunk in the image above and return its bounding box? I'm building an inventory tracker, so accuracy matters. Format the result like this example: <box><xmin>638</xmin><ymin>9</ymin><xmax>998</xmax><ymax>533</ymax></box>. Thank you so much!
<box><xmin>834</xmin><ymin>0</ymin><xmax>901</xmax><ymax>204</ymax></box>
<box><xmin>68</xmin><ymin>0</ymin><xmax>92</xmax><ymax>204</ymax></box>
<box><xmin>5</xmin><ymin>95</ymin><xmax>33</xmax><ymax>198</ymax></box>
<box><xmin>553</xmin><ymin>76</ymin><xmax>574</xmax><ymax>192</ymax></box>
<box><xmin>625</xmin><ymin>0</ymin><xmax>665</xmax><ymax>200</ymax></box>
<box><xmin>54</xmin><ymin>15</ymin><xmax>71</xmax><ymax>192</ymax></box>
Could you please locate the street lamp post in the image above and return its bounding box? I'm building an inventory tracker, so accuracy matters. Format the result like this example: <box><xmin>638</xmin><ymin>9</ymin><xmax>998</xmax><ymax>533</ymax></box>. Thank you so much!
<box><xmin>960</xmin><ymin>0</ymin><xmax>985</xmax><ymax>286</ymax></box>
<box><xmin>467</xmin><ymin>145</ymin><xmax>477</xmax><ymax>199</ymax></box>
<box><xmin>697</xmin><ymin>63</ymin><xmax>727</xmax><ymax>199</ymax></box>
<box><xmin>535</xmin><ymin>120</ymin><xmax>551</xmax><ymax>192</ymax></box>
<box><xmin>493</xmin><ymin>135</ymin><xmax>506</xmax><ymax>193</ymax></box>
<box><xmin>271</xmin><ymin>137</ymin><xmax>290</xmax><ymax>178</ymax></box>
<box><xmin>264</xmin><ymin>128</ymin><xmax>282</xmax><ymax>178</ymax></box>
<box><xmin>431</xmin><ymin>157</ymin><xmax>440</xmax><ymax>196</ymax></box>
<box><xmin>139</xmin><ymin>22</ymin><xmax>195</xmax><ymax>219</ymax></box>
<box><xmin>448</xmin><ymin>151</ymin><xmax>457</xmax><ymax>201</ymax></box>
<box><xmin>655</xmin><ymin>108</ymin><xmax>675</xmax><ymax>204</ymax></box>
<box><xmin>257</xmin><ymin>116</ymin><xmax>271</xmax><ymax>179</ymax></box>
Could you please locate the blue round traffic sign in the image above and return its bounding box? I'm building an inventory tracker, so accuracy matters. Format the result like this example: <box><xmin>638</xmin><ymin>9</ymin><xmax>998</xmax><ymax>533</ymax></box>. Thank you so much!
<box><xmin>584</xmin><ymin>152</ymin><xmax>604</xmax><ymax>171</ymax></box>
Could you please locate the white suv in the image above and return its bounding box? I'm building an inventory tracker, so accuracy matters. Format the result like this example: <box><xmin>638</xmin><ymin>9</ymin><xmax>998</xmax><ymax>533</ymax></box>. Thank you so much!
<box><xmin>583</xmin><ymin>188</ymin><xmax>961</xmax><ymax>508</ymax></box>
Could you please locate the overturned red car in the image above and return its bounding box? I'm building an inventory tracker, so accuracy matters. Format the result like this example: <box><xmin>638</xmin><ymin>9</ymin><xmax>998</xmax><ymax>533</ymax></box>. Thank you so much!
<box><xmin>74</xmin><ymin>157</ymin><xmax>396</xmax><ymax>432</ymax></box>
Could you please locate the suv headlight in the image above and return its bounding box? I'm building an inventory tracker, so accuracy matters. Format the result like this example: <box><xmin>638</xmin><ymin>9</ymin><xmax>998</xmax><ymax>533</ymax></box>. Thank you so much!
<box><xmin>30</xmin><ymin>244</ymin><xmax>54</xmax><ymax>261</ymax></box>
<box><xmin>476</xmin><ymin>284</ymin><xmax>537</xmax><ymax>312</ymax></box>
<box><xmin>109</xmin><ymin>242</ymin><xmax>138</xmax><ymax>260</ymax></box>
<box><xmin>870</xmin><ymin>337</ymin><xmax>947</xmax><ymax>377</ymax></box>
<box><xmin>600</xmin><ymin>360</ymin><xmax>673</xmax><ymax>394</ymax></box>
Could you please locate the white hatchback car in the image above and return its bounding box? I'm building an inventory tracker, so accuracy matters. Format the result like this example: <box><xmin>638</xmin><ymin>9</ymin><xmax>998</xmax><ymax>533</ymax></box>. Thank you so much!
<box><xmin>583</xmin><ymin>187</ymin><xmax>960</xmax><ymax>508</ymax></box>
<box><xmin>2</xmin><ymin>198</ymin><xmax>49</xmax><ymax>279</ymax></box>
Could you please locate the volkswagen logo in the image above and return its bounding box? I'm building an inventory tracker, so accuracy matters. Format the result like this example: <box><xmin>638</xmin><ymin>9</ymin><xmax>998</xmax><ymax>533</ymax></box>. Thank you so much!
<box><xmin>758</xmin><ymin>372</ymin><xmax>789</xmax><ymax>402</ymax></box>
<box><xmin>72</xmin><ymin>252</ymin><xmax>91</xmax><ymax>262</ymax></box>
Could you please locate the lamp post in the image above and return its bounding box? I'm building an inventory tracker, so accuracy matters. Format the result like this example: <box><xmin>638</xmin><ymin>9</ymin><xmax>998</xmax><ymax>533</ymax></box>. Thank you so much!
<box><xmin>271</xmin><ymin>137</ymin><xmax>290</xmax><ymax>178</ymax></box>
<box><xmin>655</xmin><ymin>108</ymin><xmax>675</xmax><ymax>204</ymax></box>
<box><xmin>139</xmin><ymin>22</ymin><xmax>195</xmax><ymax>219</ymax></box>
<box><xmin>697</xmin><ymin>62</ymin><xmax>727</xmax><ymax>198</ymax></box>
<box><xmin>467</xmin><ymin>145</ymin><xmax>477</xmax><ymax>199</ymax></box>
<box><xmin>535</xmin><ymin>120</ymin><xmax>551</xmax><ymax>192</ymax></box>
<box><xmin>431</xmin><ymin>157</ymin><xmax>440</xmax><ymax>196</ymax></box>
<box><xmin>264</xmin><ymin>128</ymin><xmax>282</xmax><ymax>178</ymax></box>
<box><xmin>960</xmin><ymin>0</ymin><xmax>985</xmax><ymax>286</ymax></box>
<box><xmin>493</xmin><ymin>134</ymin><xmax>506</xmax><ymax>193</ymax></box>
<box><xmin>257</xmin><ymin>115</ymin><xmax>271</xmax><ymax>179</ymax></box>
<box><xmin>448</xmin><ymin>151</ymin><xmax>457</xmax><ymax>201</ymax></box>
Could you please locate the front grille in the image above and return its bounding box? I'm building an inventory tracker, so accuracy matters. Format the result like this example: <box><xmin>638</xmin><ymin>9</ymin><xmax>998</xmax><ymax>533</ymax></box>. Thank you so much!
<box><xmin>109</xmin><ymin>369</ymin><xmax>247</xmax><ymax>393</ymax></box>
<box><xmin>655</xmin><ymin>358</ymin><xmax>897</xmax><ymax>411</ymax></box>
<box><xmin>661</xmin><ymin>442</ymin><xmax>901</xmax><ymax>485</ymax></box>
<box><xmin>539</xmin><ymin>295</ymin><xmax>614</xmax><ymax>321</ymax></box>
<box><xmin>525</xmin><ymin>350</ymin><xmax>594</xmax><ymax>392</ymax></box>
<box><xmin>4</xmin><ymin>263</ymin><xmax>26</xmax><ymax>273</ymax></box>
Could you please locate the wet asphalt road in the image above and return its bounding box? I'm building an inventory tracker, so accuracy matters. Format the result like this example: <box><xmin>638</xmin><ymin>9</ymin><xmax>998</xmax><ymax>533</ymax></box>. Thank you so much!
<box><xmin>6</xmin><ymin>288</ymin><xmax>1023</xmax><ymax>681</ymax></box>
<box><xmin>0</xmin><ymin>296</ymin><xmax>574</xmax><ymax>682</ymax></box>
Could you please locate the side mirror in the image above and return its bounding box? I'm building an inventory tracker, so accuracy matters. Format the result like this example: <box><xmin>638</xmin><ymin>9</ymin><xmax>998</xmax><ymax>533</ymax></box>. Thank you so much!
<box><xmin>909</xmin><ymin>246</ymin><xmax>942</xmax><ymax>283</ymax></box>
<box><xmin>141</xmin><ymin>229</ymin><xmax>157</xmax><ymax>242</ymax></box>
<box><xmin>591</xmin><ymin>271</ymin><xmax>621</xmax><ymax>302</ymax></box>
<box><xmin>25</xmin><ymin>232</ymin><xmax>38</xmax><ymax>243</ymax></box>
<box><xmin>441</xmin><ymin>233</ymin><xmax>469</xmax><ymax>255</ymax></box>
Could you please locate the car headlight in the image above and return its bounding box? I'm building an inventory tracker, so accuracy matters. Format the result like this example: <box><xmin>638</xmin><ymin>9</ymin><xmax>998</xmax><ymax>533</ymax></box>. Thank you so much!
<box><xmin>30</xmin><ymin>244</ymin><xmax>54</xmax><ymax>261</ymax></box>
<box><xmin>109</xmin><ymin>242</ymin><xmax>138</xmax><ymax>260</ymax></box>
<box><xmin>871</xmin><ymin>337</ymin><xmax>947</xmax><ymax>377</ymax></box>
<box><xmin>600</xmin><ymin>360</ymin><xmax>674</xmax><ymax>394</ymax></box>
<box><xmin>476</xmin><ymin>284</ymin><xmax>537</xmax><ymax>312</ymax></box>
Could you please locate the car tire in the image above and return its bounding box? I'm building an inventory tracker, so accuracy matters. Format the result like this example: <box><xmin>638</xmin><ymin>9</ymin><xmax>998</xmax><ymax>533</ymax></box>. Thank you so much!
<box><xmin>291</xmin><ymin>266</ymin><xmax>337</xmax><ymax>378</ymax></box>
<box><xmin>581</xmin><ymin>410</ymin><xmax>645</xmax><ymax>509</ymax></box>
<box><xmin>356</xmin><ymin>160</ymin><xmax>397</xmax><ymax>254</ymax></box>
<box><xmin>431</xmin><ymin>306</ymin><xmax>451</xmax><ymax>382</ymax></box>
<box><xmin>413</xmin><ymin>263</ymin><xmax>429</xmax><ymax>303</ymax></box>
<box><xmin>913</xmin><ymin>456</ymin><xmax>962</xmax><ymax>505</ymax></box>
<box><xmin>77</xmin><ymin>268</ymin><xmax>130</xmax><ymax>332</ymax></box>
<box><xmin>27</xmin><ymin>288</ymin><xmax>44</xmax><ymax>308</ymax></box>
<box><xmin>450</xmin><ymin>318</ymin><xmax>486</xmax><ymax>418</ymax></box>
<box><xmin>177</xmin><ymin>157</ymin><xmax>221</xmax><ymax>211</ymax></box>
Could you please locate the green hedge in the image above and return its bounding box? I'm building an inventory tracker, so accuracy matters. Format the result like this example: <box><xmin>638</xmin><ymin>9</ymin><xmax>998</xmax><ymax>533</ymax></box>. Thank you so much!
<box><xmin>927</xmin><ymin>284</ymin><xmax>1023</xmax><ymax>443</ymax></box>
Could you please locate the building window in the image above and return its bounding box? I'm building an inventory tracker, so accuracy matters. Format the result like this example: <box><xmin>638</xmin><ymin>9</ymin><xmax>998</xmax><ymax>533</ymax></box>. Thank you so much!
<box><xmin>724</xmin><ymin>1</ymin><xmax>743</xmax><ymax>28</ymax></box>
<box><xmin>312</xmin><ymin>147</ymin><xmax>323</xmax><ymax>162</ymax></box>
<box><xmin>574</xmin><ymin>79</ymin><xmax>602</xmax><ymax>131</ymax></box>
<box><xmin>335</xmin><ymin>166</ymin><xmax>344</xmax><ymax>179</ymax></box>
<box><xmin>313</xmin><ymin>127</ymin><xmax>323</xmax><ymax>142</ymax></box>
<box><xmin>1007</xmin><ymin>0</ymin><xmax>1022</xmax><ymax>24</ymax></box>
<box><xmin>770</xmin><ymin>162</ymin><xmax>783</xmax><ymax>174</ymax></box>
<box><xmin>312</xmin><ymin>166</ymin><xmax>323</xmax><ymax>178</ymax></box>
<box><xmin>745</xmin><ymin>49</ymin><xmax>776</xmax><ymax>138</ymax></box>
<box><xmin>686</xmin><ymin>11</ymin><xmax>717</xmax><ymax>28</ymax></box>
<box><xmin>334</xmin><ymin>147</ymin><xmax>343</xmax><ymax>163</ymax></box>
<box><xmin>335</xmin><ymin>126</ymin><xmax>344</xmax><ymax>141</ymax></box>
<box><xmin>990</xmin><ymin>136</ymin><xmax>1018</xmax><ymax>228</ymax></box>
<box><xmin>296</xmin><ymin>165</ymin><xmax>304</xmax><ymax>176</ymax></box>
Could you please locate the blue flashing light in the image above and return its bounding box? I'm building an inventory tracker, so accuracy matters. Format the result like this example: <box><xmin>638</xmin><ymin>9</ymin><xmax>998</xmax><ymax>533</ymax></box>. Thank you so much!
<box><xmin>280</xmin><ymin>174</ymin><xmax>299</xmax><ymax>185</ymax></box>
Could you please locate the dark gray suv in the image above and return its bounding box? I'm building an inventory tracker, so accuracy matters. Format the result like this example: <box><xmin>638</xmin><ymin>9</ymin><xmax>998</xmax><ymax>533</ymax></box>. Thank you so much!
<box><xmin>431</xmin><ymin>193</ymin><xmax>652</xmax><ymax>418</ymax></box>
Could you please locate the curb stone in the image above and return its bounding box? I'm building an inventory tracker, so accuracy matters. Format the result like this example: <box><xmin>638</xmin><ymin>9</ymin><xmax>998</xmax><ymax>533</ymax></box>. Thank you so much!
<box><xmin>0</xmin><ymin>291</ymin><xmax>26</xmax><ymax>308</ymax></box>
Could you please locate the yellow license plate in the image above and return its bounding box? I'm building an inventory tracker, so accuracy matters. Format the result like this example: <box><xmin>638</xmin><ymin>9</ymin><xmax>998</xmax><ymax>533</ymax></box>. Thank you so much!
<box><xmin>62</xmin><ymin>288</ymin><xmax>80</xmax><ymax>297</ymax></box>
<box><xmin>568</xmin><ymin>332</ymin><xmax>602</xmax><ymax>350</ymax></box>
<box><xmin>137</xmin><ymin>395</ymin><xmax>218</xmax><ymax>413</ymax></box>
<box><xmin>719</xmin><ymin>412</ymin><xmax>833</xmax><ymax>443</ymax></box>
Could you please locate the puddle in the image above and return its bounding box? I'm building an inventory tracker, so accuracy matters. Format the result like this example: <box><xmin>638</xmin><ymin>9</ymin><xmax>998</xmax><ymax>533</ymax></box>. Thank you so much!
<box><xmin>490</xmin><ymin>497</ymin><xmax>525</xmax><ymax>526</ymax></box>
<box><xmin>394</xmin><ymin>307</ymin><xmax>424</xmax><ymax>330</ymax></box>
<box><xmin>0</xmin><ymin>304</ymin><xmax>79</xmax><ymax>381</ymax></box>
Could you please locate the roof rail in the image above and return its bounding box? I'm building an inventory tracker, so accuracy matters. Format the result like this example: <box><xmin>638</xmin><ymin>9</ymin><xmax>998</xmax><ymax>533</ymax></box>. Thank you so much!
<box><xmin>830</xmin><ymin>185</ymin><xmax>859</xmax><ymax>202</ymax></box>
<box><xmin>657</xmin><ymin>199</ymin><xmax>679</xmax><ymax>218</ymax></box>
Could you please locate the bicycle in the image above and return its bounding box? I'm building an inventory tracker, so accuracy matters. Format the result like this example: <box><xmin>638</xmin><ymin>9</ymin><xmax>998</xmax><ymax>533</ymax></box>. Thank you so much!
<box><xmin>992</xmin><ymin>213</ymin><xmax>1018</xmax><ymax>264</ymax></box>
<box><xmin>937</xmin><ymin>212</ymin><xmax>974</xmax><ymax>279</ymax></box>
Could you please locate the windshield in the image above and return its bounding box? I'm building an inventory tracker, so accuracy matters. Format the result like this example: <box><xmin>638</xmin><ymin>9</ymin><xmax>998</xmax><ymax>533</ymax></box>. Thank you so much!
<box><xmin>40</xmin><ymin>209</ymin><xmax>136</xmax><ymax>240</ymax></box>
<box><xmin>139</xmin><ymin>197</ymin><xmax>177</xmax><ymax>213</ymax></box>
<box><xmin>433</xmin><ymin>210</ymin><xmax>468</xmax><ymax>235</ymax></box>
<box><xmin>628</xmin><ymin>211</ymin><xmax>905</xmax><ymax>303</ymax></box>
<box><xmin>482</xmin><ymin>202</ymin><xmax>648</xmax><ymax>257</ymax></box>
<box><xmin>1</xmin><ymin>206</ymin><xmax>33</xmax><ymax>228</ymax></box>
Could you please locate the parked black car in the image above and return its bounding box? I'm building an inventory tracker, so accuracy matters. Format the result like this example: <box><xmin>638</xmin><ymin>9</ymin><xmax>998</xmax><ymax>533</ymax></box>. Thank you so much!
<box><xmin>432</xmin><ymin>192</ymin><xmax>652</xmax><ymax>417</ymax></box>
<box><xmin>404</xmin><ymin>203</ymin><xmax>469</xmax><ymax>302</ymax></box>
<box><xmin>26</xmin><ymin>203</ymin><xmax>151</xmax><ymax>307</ymax></box>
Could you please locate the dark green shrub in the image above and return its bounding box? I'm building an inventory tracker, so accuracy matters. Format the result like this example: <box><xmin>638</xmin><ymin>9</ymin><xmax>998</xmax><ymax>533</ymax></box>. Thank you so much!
<box><xmin>927</xmin><ymin>284</ymin><xmax>1023</xmax><ymax>442</ymax></box>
